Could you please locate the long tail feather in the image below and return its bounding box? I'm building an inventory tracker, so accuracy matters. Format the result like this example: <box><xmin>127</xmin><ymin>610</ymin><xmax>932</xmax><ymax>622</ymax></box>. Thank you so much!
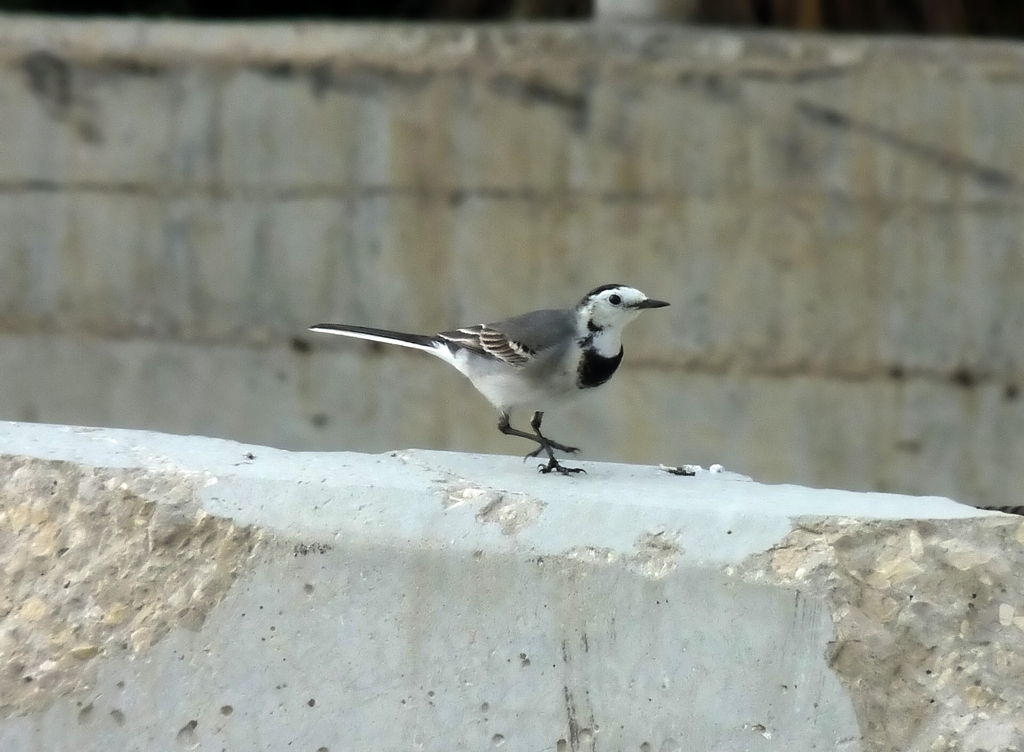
<box><xmin>309</xmin><ymin>323</ymin><xmax>454</xmax><ymax>363</ymax></box>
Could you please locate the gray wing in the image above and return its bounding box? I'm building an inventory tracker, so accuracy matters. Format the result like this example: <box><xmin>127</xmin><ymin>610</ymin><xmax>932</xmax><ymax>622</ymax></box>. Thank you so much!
<box><xmin>438</xmin><ymin>308</ymin><xmax>576</xmax><ymax>368</ymax></box>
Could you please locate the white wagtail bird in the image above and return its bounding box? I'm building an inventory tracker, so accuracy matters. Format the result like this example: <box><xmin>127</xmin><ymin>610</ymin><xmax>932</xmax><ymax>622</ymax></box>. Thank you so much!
<box><xmin>310</xmin><ymin>284</ymin><xmax>669</xmax><ymax>475</ymax></box>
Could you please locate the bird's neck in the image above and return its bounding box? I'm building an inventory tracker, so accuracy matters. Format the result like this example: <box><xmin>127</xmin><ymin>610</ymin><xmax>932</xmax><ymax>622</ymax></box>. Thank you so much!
<box><xmin>578</xmin><ymin>315</ymin><xmax>623</xmax><ymax>358</ymax></box>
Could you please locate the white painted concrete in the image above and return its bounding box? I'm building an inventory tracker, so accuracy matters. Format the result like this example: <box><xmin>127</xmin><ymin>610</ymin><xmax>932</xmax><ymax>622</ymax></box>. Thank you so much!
<box><xmin>0</xmin><ymin>421</ymin><xmax>1003</xmax><ymax>751</ymax></box>
<box><xmin>0</xmin><ymin>421</ymin><xmax>987</xmax><ymax>566</ymax></box>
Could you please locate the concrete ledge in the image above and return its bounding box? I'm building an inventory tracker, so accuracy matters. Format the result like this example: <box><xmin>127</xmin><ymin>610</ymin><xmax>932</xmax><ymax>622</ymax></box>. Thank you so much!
<box><xmin>6</xmin><ymin>16</ymin><xmax>1024</xmax><ymax>66</ymax></box>
<box><xmin>0</xmin><ymin>421</ymin><xmax>1022</xmax><ymax>751</ymax></box>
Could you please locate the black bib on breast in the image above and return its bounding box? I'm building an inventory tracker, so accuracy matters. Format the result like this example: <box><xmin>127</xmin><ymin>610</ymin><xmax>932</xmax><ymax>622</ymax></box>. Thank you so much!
<box><xmin>577</xmin><ymin>346</ymin><xmax>624</xmax><ymax>389</ymax></box>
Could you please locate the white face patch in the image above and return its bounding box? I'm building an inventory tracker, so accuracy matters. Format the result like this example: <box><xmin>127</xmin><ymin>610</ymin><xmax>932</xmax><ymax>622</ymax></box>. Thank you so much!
<box><xmin>582</xmin><ymin>286</ymin><xmax>647</xmax><ymax>330</ymax></box>
<box><xmin>573</xmin><ymin>285</ymin><xmax>661</xmax><ymax>358</ymax></box>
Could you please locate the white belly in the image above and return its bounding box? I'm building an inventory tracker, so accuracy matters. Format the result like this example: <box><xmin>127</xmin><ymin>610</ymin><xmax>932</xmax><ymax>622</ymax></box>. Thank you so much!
<box><xmin>453</xmin><ymin>350</ymin><xmax>582</xmax><ymax>414</ymax></box>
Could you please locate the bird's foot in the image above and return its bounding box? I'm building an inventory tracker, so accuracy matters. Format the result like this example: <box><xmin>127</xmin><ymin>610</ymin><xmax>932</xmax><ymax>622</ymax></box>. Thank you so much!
<box><xmin>537</xmin><ymin>457</ymin><xmax>586</xmax><ymax>475</ymax></box>
<box><xmin>524</xmin><ymin>439</ymin><xmax>579</xmax><ymax>460</ymax></box>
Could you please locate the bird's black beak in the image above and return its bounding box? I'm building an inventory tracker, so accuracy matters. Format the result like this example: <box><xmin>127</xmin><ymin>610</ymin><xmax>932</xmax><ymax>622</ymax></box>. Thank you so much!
<box><xmin>634</xmin><ymin>298</ymin><xmax>670</xmax><ymax>309</ymax></box>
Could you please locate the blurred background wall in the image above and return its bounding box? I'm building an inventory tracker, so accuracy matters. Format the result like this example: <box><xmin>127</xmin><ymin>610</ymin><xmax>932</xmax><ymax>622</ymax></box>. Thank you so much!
<box><xmin>0</xmin><ymin>9</ymin><xmax>1022</xmax><ymax>507</ymax></box>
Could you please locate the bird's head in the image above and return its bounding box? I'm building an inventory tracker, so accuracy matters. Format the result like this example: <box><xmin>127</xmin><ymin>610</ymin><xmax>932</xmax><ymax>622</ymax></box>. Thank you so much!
<box><xmin>577</xmin><ymin>284</ymin><xmax>669</xmax><ymax>332</ymax></box>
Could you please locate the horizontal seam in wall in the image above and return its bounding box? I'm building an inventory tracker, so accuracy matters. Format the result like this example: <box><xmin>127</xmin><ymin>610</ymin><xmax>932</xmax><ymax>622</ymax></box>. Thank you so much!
<box><xmin>0</xmin><ymin>181</ymin><xmax>1022</xmax><ymax>210</ymax></box>
<box><xmin>0</xmin><ymin>330</ymin><xmax>1017</xmax><ymax>390</ymax></box>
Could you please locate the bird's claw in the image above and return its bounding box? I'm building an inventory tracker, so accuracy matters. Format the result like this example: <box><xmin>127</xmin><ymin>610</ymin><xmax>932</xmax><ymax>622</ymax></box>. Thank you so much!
<box><xmin>538</xmin><ymin>459</ymin><xmax>586</xmax><ymax>475</ymax></box>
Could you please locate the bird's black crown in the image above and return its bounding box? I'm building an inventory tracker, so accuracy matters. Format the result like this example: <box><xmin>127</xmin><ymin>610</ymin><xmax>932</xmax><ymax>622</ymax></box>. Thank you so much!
<box><xmin>580</xmin><ymin>283</ymin><xmax>628</xmax><ymax>303</ymax></box>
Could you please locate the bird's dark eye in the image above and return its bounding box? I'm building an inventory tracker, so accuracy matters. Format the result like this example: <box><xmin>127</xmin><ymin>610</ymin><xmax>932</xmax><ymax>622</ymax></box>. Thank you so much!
<box><xmin>609</xmin><ymin>294</ymin><xmax>622</xmax><ymax>306</ymax></box>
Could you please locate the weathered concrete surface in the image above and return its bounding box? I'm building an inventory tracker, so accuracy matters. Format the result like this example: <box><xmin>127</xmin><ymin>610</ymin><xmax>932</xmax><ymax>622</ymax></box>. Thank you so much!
<box><xmin>0</xmin><ymin>19</ymin><xmax>1023</xmax><ymax>509</ymax></box>
<box><xmin>0</xmin><ymin>457</ymin><xmax>259</xmax><ymax>717</ymax></box>
<box><xmin>738</xmin><ymin>519</ymin><xmax>1024</xmax><ymax>752</ymax></box>
<box><xmin>0</xmin><ymin>421</ymin><xmax>1021</xmax><ymax>751</ymax></box>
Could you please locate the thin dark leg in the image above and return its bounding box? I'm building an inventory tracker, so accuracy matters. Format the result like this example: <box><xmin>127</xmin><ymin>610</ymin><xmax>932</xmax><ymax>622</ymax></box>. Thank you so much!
<box><xmin>497</xmin><ymin>413</ymin><xmax>584</xmax><ymax>476</ymax></box>
<box><xmin>529</xmin><ymin>411</ymin><xmax>578</xmax><ymax>455</ymax></box>
<box><xmin>498</xmin><ymin>413</ymin><xmax>544</xmax><ymax>445</ymax></box>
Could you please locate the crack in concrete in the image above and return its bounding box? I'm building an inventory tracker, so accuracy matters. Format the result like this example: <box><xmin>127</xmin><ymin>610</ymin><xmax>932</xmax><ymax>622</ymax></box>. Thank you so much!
<box><xmin>796</xmin><ymin>100</ymin><xmax>1022</xmax><ymax>192</ymax></box>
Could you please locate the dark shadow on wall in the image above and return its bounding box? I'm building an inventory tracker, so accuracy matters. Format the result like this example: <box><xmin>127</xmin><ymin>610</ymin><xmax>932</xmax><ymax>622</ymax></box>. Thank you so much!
<box><xmin>0</xmin><ymin>0</ymin><xmax>592</xmax><ymax>18</ymax></box>
<box><xmin>0</xmin><ymin>0</ymin><xmax>1023</xmax><ymax>37</ymax></box>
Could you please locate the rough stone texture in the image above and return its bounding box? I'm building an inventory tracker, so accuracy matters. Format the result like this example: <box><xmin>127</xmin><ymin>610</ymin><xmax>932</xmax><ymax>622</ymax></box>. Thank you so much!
<box><xmin>0</xmin><ymin>19</ymin><xmax>1022</xmax><ymax>509</ymax></box>
<box><xmin>737</xmin><ymin>517</ymin><xmax>1024</xmax><ymax>752</ymax></box>
<box><xmin>1</xmin><ymin>421</ymin><xmax>1021</xmax><ymax>752</ymax></box>
<box><xmin>0</xmin><ymin>456</ymin><xmax>261</xmax><ymax>717</ymax></box>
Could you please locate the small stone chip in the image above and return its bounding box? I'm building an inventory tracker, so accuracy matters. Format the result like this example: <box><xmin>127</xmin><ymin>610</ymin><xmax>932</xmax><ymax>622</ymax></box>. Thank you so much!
<box><xmin>660</xmin><ymin>464</ymin><xmax>698</xmax><ymax>476</ymax></box>
<box><xmin>998</xmin><ymin>603</ymin><xmax>1015</xmax><ymax>626</ymax></box>
<box><xmin>130</xmin><ymin>626</ymin><xmax>156</xmax><ymax>652</ymax></box>
<box><xmin>103</xmin><ymin>604</ymin><xmax>127</xmax><ymax>626</ymax></box>
<box><xmin>19</xmin><ymin>598</ymin><xmax>47</xmax><ymax>621</ymax></box>
<box><xmin>660</xmin><ymin>463</ymin><xmax>726</xmax><ymax>476</ymax></box>
<box><xmin>69</xmin><ymin>645</ymin><xmax>100</xmax><ymax>660</ymax></box>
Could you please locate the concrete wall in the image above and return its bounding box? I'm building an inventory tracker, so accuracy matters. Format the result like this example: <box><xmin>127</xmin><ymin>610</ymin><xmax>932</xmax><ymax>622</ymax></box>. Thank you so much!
<box><xmin>2</xmin><ymin>422</ymin><xmax>1022</xmax><ymax>751</ymax></box>
<box><xmin>0</xmin><ymin>18</ymin><xmax>1023</xmax><ymax>507</ymax></box>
